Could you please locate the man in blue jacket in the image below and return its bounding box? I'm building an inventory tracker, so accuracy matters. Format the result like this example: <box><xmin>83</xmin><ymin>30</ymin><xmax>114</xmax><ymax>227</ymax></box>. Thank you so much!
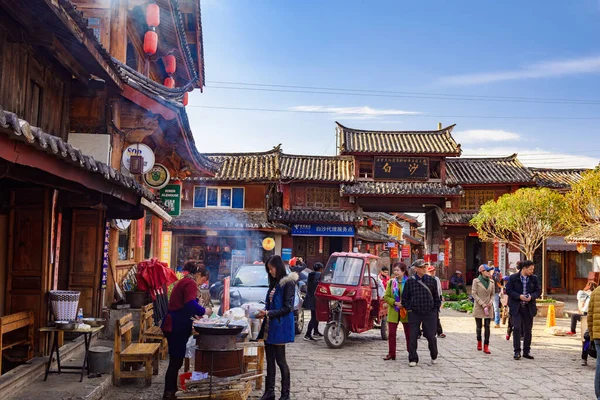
<box><xmin>505</xmin><ymin>260</ymin><xmax>540</xmax><ymax>360</ymax></box>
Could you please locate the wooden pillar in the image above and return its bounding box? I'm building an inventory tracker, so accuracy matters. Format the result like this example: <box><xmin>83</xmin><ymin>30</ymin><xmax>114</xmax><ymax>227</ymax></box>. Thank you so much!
<box><xmin>110</xmin><ymin>0</ymin><xmax>128</xmax><ymax>63</ymax></box>
<box><xmin>152</xmin><ymin>216</ymin><xmax>163</xmax><ymax>259</ymax></box>
<box><xmin>108</xmin><ymin>100</ymin><xmax>123</xmax><ymax>170</ymax></box>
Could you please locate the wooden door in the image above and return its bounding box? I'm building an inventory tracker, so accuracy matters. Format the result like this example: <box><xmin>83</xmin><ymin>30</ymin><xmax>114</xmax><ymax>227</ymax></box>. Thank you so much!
<box><xmin>7</xmin><ymin>188</ymin><xmax>51</xmax><ymax>354</ymax></box>
<box><xmin>68</xmin><ymin>210</ymin><xmax>104</xmax><ymax>317</ymax></box>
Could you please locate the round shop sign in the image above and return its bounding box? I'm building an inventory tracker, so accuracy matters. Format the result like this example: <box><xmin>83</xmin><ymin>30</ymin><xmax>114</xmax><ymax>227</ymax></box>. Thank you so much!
<box><xmin>121</xmin><ymin>143</ymin><xmax>155</xmax><ymax>174</ymax></box>
<box><xmin>262</xmin><ymin>237</ymin><xmax>276</xmax><ymax>251</ymax></box>
<box><xmin>143</xmin><ymin>163</ymin><xmax>171</xmax><ymax>190</ymax></box>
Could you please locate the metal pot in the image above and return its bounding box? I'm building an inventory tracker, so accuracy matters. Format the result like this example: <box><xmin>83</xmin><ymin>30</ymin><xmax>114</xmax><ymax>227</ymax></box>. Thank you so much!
<box><xmin>54</xmin><ymin>321</ymin><xmax>77</xmax><ymax>330</ymax></box>
<box><xmin>194</xmin><ymin>326</ymin><xmax>244</xmax><ymax>351</ymax></box>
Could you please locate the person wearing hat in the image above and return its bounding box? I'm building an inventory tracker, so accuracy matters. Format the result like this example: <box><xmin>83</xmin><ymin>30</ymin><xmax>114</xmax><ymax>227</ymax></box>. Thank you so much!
<box><xmin>472</xmin><ymin>264</ymin><xmax>495</xmax><ymax>354</ymax></box>
<box><xmin>426</xmin><ymin>265</ymin><xmax>446</xmax><ymax>338</ymax></box>
<box><xmin>401</xmin><ymin>259</ymin><xmax>441</xmax><ymax>367</ymax></box>
<box><xmin>450</xmin><ymin>270</ymin><xmax>467</xmax><ymax>295</ymax></box>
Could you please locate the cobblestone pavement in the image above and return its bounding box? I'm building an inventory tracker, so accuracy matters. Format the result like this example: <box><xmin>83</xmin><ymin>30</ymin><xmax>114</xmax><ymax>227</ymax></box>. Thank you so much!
<box><xmin>103</xmin><ymin>309</ymin><xmax>595</xmax><ymax>400</ymax></box>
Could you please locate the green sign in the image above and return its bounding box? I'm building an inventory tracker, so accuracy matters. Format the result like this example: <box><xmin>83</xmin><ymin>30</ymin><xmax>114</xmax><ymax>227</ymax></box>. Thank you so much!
<box><xmin>160</xmin><ymin>184</ymin><xmax>181</xmax><ymax>216</ymax></box>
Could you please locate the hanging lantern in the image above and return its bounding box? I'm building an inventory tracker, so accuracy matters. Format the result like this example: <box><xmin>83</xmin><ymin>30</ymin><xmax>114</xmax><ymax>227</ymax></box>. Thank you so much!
<box><xmin>143</xmin><ymin>31</ymin><xmax>158</xmax><ymax>55</ymax></box>
<box><xmin>164</xmin><ymin>77</ymin><xmax>175</xmax><ymax>88</ymax></box>
<box><xmin>577</xmin><ymin>243</ymin><xmax>587</xmax><ymax>254</ymax></box>
<box><xmin>262</xmin><ymin>237</ymin><xmax>276</xmax><ymax>251</ymax></box>
<box><xmin>183</xmin><ymin>91</ymin><xmax>189</xmax><ymax>106</ymax></box>
<box><xmin>146</xmin><ymin>3</ymin><xmax>160</xmax><ymax>27</ymax></box>
<box><xmin>164</xmin><ymin>54</ymin><xmax>176</xmax><ymax>74</ymax></box>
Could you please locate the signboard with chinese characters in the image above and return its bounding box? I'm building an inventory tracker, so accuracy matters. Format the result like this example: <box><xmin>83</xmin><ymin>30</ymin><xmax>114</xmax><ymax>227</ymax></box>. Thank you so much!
<box><xmin>390</xmin><ymin>247</ymin><xmax>399</xmax><ymax>258</ymax></box>
<box><xmin>160</xmin><ymin>231</ymin><xmax>172</xmax><ymax>265</ymax></box>
<box><xmin>159</xmin><ymin>184</ymin><xmax>181</xmax><ymax>216</ymax></box>
<box><xmin>291</xmin><ymin>224</ymin><xmax>355</xmax><ymax>237</ymax></box>
<box><xmin>374</xmin><ymin>157</ymin><xmax>429</xmax><ymax>180</ymax></box>
<box><xmin>282</xmin><ymin>248</ymin><xmax>292</xmax><ymax>261</ymax></box>
<box><xmin>401</xmin><ymin>245</ymin><xmax>411</xmax><ymax>258</ymax></box>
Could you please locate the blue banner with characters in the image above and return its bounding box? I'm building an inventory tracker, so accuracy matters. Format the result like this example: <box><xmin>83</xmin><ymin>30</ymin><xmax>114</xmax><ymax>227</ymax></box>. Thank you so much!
<box><xmin>291</xmin><ymin>224</ymin><xmax>355</xmax><ymax>237</ymax></box>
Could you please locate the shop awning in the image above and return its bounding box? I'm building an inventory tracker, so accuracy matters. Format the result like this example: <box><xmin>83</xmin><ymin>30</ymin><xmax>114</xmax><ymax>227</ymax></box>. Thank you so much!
<box><xmin>547</xmin><ymin>236</ymin><xmax>591</xmax><ymax>252</ymax></box>
<box><xmin>141</xmin><ymin>198</ymin><xmax>172</xmax><ymax>223</ymax></box>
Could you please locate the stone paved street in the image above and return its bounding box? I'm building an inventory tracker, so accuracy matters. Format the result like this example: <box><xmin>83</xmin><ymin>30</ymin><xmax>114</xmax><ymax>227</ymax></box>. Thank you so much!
<box><xmin>102</xmin><ymin>308</ymin><xmax>595</xmax><ymax>400</ymax></box>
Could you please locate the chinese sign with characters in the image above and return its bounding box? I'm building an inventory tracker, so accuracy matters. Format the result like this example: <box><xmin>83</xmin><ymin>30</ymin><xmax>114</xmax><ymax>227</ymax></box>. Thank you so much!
<box><xmin>374</xmin><ymin>157</ymin><xmax>429</xmax><ymax>180</ymax></box>
<box><xmin>291</xmin><ymin>224</ymin><xmax>355</xmax><ymax>237</ymax></box>
<box><xmin>159</xmin><ymin>184</ymin><xmax>181</xmax><ymax>216</ymax></box>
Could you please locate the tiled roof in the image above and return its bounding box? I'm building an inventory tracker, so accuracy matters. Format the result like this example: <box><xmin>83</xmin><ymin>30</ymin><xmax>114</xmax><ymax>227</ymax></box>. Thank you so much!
<box><xmin>566</xmin><ymin>224</ymin><xmax>600</xmax><ymax>244</ymax></box>
<box><xmin>0</xmin><ymin>106</ymin><xmax>153</xmax><ymax>200</ymax></box>
<box><xmin>113</xmin><ymin>60</ymin><xmax>190</xmax><ymax>108</ymax></box>
<box><xmin>438</xmin><ymin>212</ymin><xmax>477</xmax><ymax>226</ymax></box>
<box><xmin>164</xmin><ymin>0</ymin><xmax>199</xmax><ymax>82</ymax></box>
<box><xmin>336</xmin><ymin>122</ymin><xmax>461</xmax><ymax>156</ymax></box>
<box><xmin>269</xmin><ymin>207</ymin><xmax>361</xmax><ymax>223</ymax></box>
<box><xmin>192</xmin><ymin>149</ymin><xmax>356</xmax><ymax>183</ymax></box>
<box><xmin>547</xmin><ymin>236</ymin><xmax>591</xmax><ymax>252</ymax></box>
<box><xmin>531</xmin><ymin>168</ymin><xmax>586</xmax><ymax>189</ymax></box>
<box><xmin>166</xmin><ymin>209</ymin><xmax>287</xmax><ymax>230</ymax></box>
<box><xmin>356</xmin><ymin>227</ymin><xmax>396</xmax><ymax>243</ymax></box>
<box><xmin>446</xmin><ymin>154</ymin><xmax>534</xmax><ymax>185</ymax></box>
<box><xmin>192</xmin><ymin>149</ymin><xmax>281</xmax><ymax>182</ymax></box>
<box><xmin>403</xmin><ymin>233</ymin><xmax>423</xmax><ymax>245</ymax></box>
<box><xmin>340</xmin><ymin>181</ymin><xmax>464</xmax><ymax>197</ymax></box>
<box><xmin>280</xmin><ymin>154</ymin><xmax>355</xmax><ymax>182</ymax></box>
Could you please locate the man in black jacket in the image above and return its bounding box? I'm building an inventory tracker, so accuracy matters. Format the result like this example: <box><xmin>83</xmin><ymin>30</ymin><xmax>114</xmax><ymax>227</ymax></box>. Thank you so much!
<box><xmin>402</xmin><ymin>259</ymin><xmax>441</xmax><ymax>367</ymax></box>
<box><xmin>505</xmin><ymin>260</ymin><xmax>540</xmax><ymax>360</ymax></box>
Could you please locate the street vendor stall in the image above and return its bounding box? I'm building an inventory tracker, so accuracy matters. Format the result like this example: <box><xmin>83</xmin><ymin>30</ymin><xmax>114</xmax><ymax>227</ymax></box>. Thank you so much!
<box><xmin>176</xmin><ymin>314</ymin><xmax>264</xmax><ymax>399</ymax></box>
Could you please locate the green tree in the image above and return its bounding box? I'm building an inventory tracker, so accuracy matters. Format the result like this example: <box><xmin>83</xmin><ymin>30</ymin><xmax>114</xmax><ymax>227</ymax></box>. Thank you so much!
<box><xmin>470</xmin><ymin>187</ymin><xmax>571</xmax><ymax>260</ymax></box>
<box><xmin>565</xmin><ymin>167</ymin><xmax>600</xmax><ymax>230</ymax></box>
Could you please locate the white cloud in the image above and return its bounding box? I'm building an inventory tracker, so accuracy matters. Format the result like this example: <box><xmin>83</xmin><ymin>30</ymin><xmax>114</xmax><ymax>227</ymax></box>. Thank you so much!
<box><xmin>440</xmin><ymin>55</ymin><xmax>600</xmax><ymax>85</ymax></box>
<box><xmin>288</xmin><ymin>105</ymin><xmax>421</xmax><ymax>120</ymax></box>
<box><xmin>454</xmin><ymin>129</ymin><xmax>521</xmax><ymax>144</ymax></box>
<box><xmin>462</xmin><ymin>146</ymin><xmax>599</xmax><ymax>169</ymax></box>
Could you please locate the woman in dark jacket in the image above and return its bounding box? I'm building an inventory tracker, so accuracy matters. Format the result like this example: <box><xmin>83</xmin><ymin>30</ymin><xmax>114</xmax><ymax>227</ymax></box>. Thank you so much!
<box><xmin>161</xmin><ymin>262</ymin><xmax>212</xmax><ymax>400</ymax></box>
<box><xmin>256</xmin><ymin>255</ymin><xmax>297</xmax><ymax>400</ymax></box>
<box><xmin>303</xmin><ymin>262</ymin><xmax>323</xmax><ymax>341</ymax></box>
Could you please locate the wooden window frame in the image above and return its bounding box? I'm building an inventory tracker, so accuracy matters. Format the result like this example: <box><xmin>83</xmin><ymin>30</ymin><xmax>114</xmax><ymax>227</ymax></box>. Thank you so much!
<box><xmin>460</xmin><ymin>190</ymin><xmax>495</xmax><ymax>211</ymax></box>
<box><xmin>358</xmin><ymin>160</ymin><xmax>374</xmax><ymax>179</ymax></box>
<box><xmin>193</xmin><ymin>186</ymin><xmax>245</xmax><ymax>209</ymax></box>
<box><xmin>305</xmin><ymin>187</ymin><xmax>340</xmax><ymax>209</ymax></box>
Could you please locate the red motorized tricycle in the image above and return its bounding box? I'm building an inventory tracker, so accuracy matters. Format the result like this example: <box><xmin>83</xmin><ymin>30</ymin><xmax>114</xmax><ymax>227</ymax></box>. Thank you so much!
<box><xmin>315</xmin><ymin>252</ymin><xmax>388</xmax><ymax>349</ymax></box>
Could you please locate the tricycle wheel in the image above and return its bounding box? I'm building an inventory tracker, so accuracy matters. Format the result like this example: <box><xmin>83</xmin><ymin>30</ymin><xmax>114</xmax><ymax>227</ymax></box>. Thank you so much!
<box><xmin>324</xmin><ymin>321</ymin><xmax>346</xmax><ymax>349</ymax></box>
<box><xmin>380</xmin><ymin>316</ymin><xmax>388</xmax><ymax>340</ymax></box>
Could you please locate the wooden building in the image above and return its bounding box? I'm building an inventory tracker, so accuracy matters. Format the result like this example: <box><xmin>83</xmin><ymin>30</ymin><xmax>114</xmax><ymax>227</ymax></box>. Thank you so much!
<box><xmin>165</xmin><ymin>149</ymin><xmax>287</xmax><ymax>283</ymax></box>
<box><xmin>0</xmin><ymin>0</ymin><xmax>215</xmax><ymax>359</ymax></box>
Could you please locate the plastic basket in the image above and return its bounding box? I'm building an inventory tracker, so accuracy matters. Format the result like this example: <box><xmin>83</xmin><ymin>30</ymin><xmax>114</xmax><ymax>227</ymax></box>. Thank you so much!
<box><xmin>49</xmin><ymin>290</ymin><xmax>80</xmax><ymax>321</ymax></box>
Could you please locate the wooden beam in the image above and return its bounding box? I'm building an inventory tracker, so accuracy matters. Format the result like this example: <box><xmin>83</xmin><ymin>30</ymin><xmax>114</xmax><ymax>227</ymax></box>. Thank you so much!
<box><xmin>36</xmin><ymin>35</ymin><xmax>91</xmax><ymax>85</ymax></box>
<box><xmin>110</xmin><ymin>0</ymin><xmax>128</xmax><ymax>63</ymax></box>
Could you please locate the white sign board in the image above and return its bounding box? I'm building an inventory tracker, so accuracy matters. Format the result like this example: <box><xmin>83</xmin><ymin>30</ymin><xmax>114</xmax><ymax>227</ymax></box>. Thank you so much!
<box><xmin>508</xmin><ymin>252</ymin><xmax>521</xmax><ymax>275</ymax></box>
<box><xmin>121</xmin><ymin>143</ymin><xmax>155</xmax><ymax>174</ymax></box>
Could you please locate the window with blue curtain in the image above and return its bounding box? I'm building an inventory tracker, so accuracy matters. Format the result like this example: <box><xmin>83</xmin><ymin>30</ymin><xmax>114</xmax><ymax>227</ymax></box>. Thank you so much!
<box><xmin>194</xmin><ymin>187</ymin><xmax>206</xmax><ymax>208</ymax></box>
<box><xmin>221</xmin><ymin>189</ymin><xmax>231</xmax><ymax>207</ymax></box>
<box><xmin>232</xmin><ymin>188</ymin><xmax>244</xmax><ymax>209</ymax></box>
<box><xmin>207</xmin><ymin>188</ymin><xmax>218</xmax><ymax>207</ymax></box>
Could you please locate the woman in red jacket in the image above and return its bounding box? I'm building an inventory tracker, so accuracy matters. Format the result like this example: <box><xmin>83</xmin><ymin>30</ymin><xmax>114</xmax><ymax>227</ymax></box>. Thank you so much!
<box><xmin>162</xmin><ymin>262</ymin><xmax>212</xmax><ymax>400</ymax></box>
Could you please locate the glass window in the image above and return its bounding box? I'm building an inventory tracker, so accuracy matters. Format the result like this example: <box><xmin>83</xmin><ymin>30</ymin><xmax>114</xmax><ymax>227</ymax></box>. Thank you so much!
<box><xmin>232</xmin><ymin>264</ymin><xmax>268</xmax><ymax>287</ymax></box>
<box><xmin>232</xmin><ymin>188</ymin><xmax>244</xmax><ymax>209</ymax></box>
<box><xmin>221</xmin><ymin>189</ymin><xmax>231</xmax><ymax>207</ymax></box>
<box><xmin>321</xmin><ymin>256</ymin><xmax>364</xmax><ymax>286</ymax></box>
<box><xmin>194</xmin><ymin>187</ymin><xmax>206</xmax><ymax>208</ymax></box>
<box><xmin>576</xmin><ymin>252</ymin><xmax>594</xmax><ymax>279</ymax></box>
<box><xmin>117</xmin><ymin>227</ymin><xmax>131</xmax><ymax>261</ymax></box>
<box><xmin>207</xmin><ymin>188</ymin><xmax>218</xmax><ymax>207</ymax></box>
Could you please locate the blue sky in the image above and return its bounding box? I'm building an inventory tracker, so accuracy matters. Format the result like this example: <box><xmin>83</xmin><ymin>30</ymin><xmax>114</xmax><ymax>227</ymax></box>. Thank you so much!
<box><xmin>187</xmin><ymin>0</ymin><xmax>600</xmax><ymax>168</ymax></box>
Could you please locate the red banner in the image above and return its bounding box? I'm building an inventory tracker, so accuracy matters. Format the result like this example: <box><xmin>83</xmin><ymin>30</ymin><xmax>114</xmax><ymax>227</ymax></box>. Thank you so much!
<box><xmin>401</xmin><ymin>245</ymin><xmax>410</xmax><ymax>258</ymax></box>
<box><xmin>444</xmin><ymin>239</ymin><xmax>450</xmax><ymax>267</ymax></box>
<box><xmin>222</xmin><ymin>277</ymin><xmax>230</xmax><ymax>314</ymax></box>
<box><xmin>390</xmin><ymin>247</ymin><xmax>399</xmax><ymax>258</ymax></box>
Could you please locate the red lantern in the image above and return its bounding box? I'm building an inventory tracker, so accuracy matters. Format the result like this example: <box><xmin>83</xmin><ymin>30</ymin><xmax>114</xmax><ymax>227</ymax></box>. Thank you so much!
<box><xmin>183</xmin><ymin>92</ymin><xmax>189</xmax><ymax>106</ymax></box>
<box><xmin>164</xmin><ymin>77</ymin><xmax>175</xmax><ymax>88</ymax></box>
<box><xmin>367</xmin><ymin>219</ymin><xmax>373</xmax><ymax>227</ymax></box>
<box><xmin>146</xmin><ymin>3</ymin><xmax>160</xmax><ymax>27</ymax></box>
<box><xmin>143</xmin><ymin>31</ymin><xmax>158</xmax><ymax>55</ymax></box>
<box><xmin>164</xmin><ymin>54</ymin><xmax>176</xmax><ymax>74</ymax></box>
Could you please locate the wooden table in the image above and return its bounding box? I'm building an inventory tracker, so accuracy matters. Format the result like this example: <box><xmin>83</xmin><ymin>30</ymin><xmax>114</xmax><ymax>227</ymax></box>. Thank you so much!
<box><xmin>40</xmin><ymin>325</ymin><xmax>104</xmax><ymax>382</ymax></box>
